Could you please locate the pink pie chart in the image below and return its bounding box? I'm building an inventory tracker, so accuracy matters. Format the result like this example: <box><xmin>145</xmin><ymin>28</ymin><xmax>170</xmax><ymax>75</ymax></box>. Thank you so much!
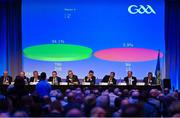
<box><xmin>94</xmin><ymin>48</ymin><xmax>163</xmax><ymax>62</ymax></box>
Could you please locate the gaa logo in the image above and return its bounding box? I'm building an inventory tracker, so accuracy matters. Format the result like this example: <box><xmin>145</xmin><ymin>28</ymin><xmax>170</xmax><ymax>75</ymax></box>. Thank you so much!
<box><xmin>128</xmin><ymin>5</ymin><xmax>156</xmax><ymax>14</ymax></box>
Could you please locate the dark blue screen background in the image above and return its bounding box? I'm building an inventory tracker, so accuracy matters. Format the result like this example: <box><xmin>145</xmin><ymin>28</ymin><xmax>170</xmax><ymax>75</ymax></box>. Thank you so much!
<box><xmin>22</xmin><ymin>0</ymin><xmax>165</xmax><ymax>80</ymax></box>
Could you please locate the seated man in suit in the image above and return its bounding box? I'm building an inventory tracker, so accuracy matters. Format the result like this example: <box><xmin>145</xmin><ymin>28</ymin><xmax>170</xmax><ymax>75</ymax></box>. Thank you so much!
<box><xmin>101</xmin><ymin>72</ymin><xmax>117</xmax><ymax>85</ymax></box>
<box><xmin>30</xmin><ymin>71</ymin><xmax>40</xmax><ymax>83</ymax></box>
<box><xmin>48</xmin><ymin>71</ymin><xmax>62</xmax><ymax>85</ymax></box>
<box><xmin>15</xmin><ymin>71</ymin><xmax>29</xmax><ymax>85</ymax></box>
<box><xmin>66</xmin><ymin>70</ymin><xmax>79</xmax><ymax>85</ymax></box>
<box><xmin>143</xmin><ymin>72</ymin><xmax>156</xmax><ymax>85</ymax></box>
<box><xmin>124</xmin><ymin>71</ymin><xmax>137</xmax><ymax>86</ymax></box>
<box><xmin>0</xmin><ymin>71</ymin><xmax>12</xmax><ymax>85</ymax></box>
<box><xmin>84</xmin><ymin>70</ymin><xmax>96</xmax><ymax>85</ymax></box>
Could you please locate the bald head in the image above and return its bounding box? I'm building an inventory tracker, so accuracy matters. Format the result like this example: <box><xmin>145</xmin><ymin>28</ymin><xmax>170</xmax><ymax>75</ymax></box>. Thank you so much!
<box><xmin>66</xmin><ymin>108</ymin><xmax>82</xmax><ymax>117</ymax></box>
<box><xmin>121</xmin><ymin>99</ymin><xmax>129</xmax><ymax>109</ymax></box>
<box><xmin>19</xmin><ymin>71</ymin><xmax>25</xmax><ymax>77</ymax></box>
<box><xmin>149</xmin><ymin>89</ymin><xmax>159</xmax><ymax>98</ymax></box>
<box><xmin>114</xmin><ymin>88</ymin><xmax>120</xmax><ymax>95</ymax></box>
<box><xmin>84</xmin><ymin>94</ymin><xmax>96</xmax><ymax>106</ymax></box>
<box><xmin>132</xmin><ymin>91</ymin><xmax>140</xmax><ymax>99</ymax></box>
<box><xmin>96</xmin><ymin>95</ymin><xmax>109</xmax><ymax>110</ymax></box>
<box><xmin>3</xmin><ymin>71</ymin><xmax>8</xmax><ymax>77</ymax></box>
<box><xmin>67</xmin><ymin>92</ymin><xmax>75</xmax><ymax>102</ymax></box>
<box><xmin>91</xmin><ymin>107</ymin><xmax>106</xmax><ymax>117</ymax></box>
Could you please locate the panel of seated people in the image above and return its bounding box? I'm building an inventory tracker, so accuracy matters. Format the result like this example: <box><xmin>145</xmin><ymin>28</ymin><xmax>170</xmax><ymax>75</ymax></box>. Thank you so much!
<box><xmin>0</xmin><ymin>70</ymin><xmax>158</xmax><ymax>86</ymax></box>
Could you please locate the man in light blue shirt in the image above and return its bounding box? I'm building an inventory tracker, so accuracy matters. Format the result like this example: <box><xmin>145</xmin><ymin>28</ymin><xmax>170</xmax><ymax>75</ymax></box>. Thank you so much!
<box><xmin>36</xmin><ymin>72</ymin><xmax>51</xmax><ymax>98</ymax></box>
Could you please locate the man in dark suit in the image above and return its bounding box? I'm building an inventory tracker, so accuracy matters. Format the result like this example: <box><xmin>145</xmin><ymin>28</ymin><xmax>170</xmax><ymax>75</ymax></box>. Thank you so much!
<box><xmin>15</xmin><ymin>71</ymin><xmax>29</xmax><ymax>85</ymax></box>
<box><xmin>66</xmin><ymin>70</ymin><xmax>79</xmax><ymax>85</ymax></box>
<box><xmin>48</xmin><ymin>71</ymin><xmax>62</xmax><ymax>85</ymax></box>
<box><xmin>30</xmin><ymin>71</ymin><xmax>40</xmax><ymax>83</ymax></box>
<box><xmin>0</xmin><ymin>71</ymin><xmax>12</xmax><ymax>85</ymax></box>
<box><xmin>124</xmin><ymin>71</ymin><xmax>137</xmax><ymax>86</ymax></box>
<box><xmin>101</xmin><ymin>72</ymin><xmax>117</xmax><ymax>85</ymax></box>
<box><xmin>143</xmin><ymin>72</ymin><xmax>156</xmax><ymax>85</ymax></box>
<box><xmin>84</xmin><ymin>70</ymin><xmax>96</xmax><ymax>85</ymax></box>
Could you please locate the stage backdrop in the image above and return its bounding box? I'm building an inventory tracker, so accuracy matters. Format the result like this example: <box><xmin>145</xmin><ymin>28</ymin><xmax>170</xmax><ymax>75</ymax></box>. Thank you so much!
<box><xmin>22</xmin><ymin>0</ymin><xmax>165</xmax><ymax>80</ymax></box>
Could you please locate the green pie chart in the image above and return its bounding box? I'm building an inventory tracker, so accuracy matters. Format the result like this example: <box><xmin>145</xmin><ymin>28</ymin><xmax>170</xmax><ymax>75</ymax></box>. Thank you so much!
<box><xmin>23</xmin><ymin>44</ymin><xmax>93</xmax><ymax>62</ymax></box>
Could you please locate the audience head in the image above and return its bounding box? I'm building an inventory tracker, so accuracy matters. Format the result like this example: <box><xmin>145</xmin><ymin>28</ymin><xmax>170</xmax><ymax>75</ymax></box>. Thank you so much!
<box><xmin>165</xmin><ymin>94</ymin><xmax>177</xmax><ymax>107</ymax></box>
<box><xmin>84</xmin><ymin>94</ymin><xmax>96</xmax><ymax>115</ymax></box>
<box><xmin>21</xmin><ymin>95</ymin><xmax>34</xmax><ymax>108</ymax></box>
<box><xmin>84</xmin><ymin>89</ymin><xmax>91</xmax><ymax>96</ymax></box>
<box><xmin>40</xmin><ymin>72</ymin><xmax>47</xmax><ymax>80</ymax></box>
<box><xmin>96</xmin><ymin>95</ymin><xmax>109</xmax><ymax>111</ymax></box>
<box><xmin>76</xmin><ymin>87</ymin><xmax>81</xmax><ymax>92</ymax></box>
<box><xmin>122</xmin><ymin>89</ymin><xmax>129</xmax><ymax>98</ymax></box>
<box><xmin>149</xmin><ymin>89</ymin><xmax>159</xmax><ymax>98</ymax></box>
<box><xmin>173</xmin><ymin>91</ymin><xmax>179</xmax><ymax>99</ymax></box>
<box><xmin>74</xmin><ymin>90</ymin><xmax>84</xmax><ymax>104</ymax></box>
<box><xmin>164</xmin><ymin>88</ymin><xmax>170</xmax><ymax>95</ymax></box>
<box><xmin>114</xmin><ymin>97</ymin><xmax>122</xmax><ymax>109</ymax></box>
<box><xmin>114</xmin><ymin>88</ymin><xmax>120</xmax><ymax>95</ymax></box>
<box><xmin>121</xmin><ymin>104</ymin><xmax>143</xmax><ymax>117</ymax></box>
<box><xmin>0</xmin><ymin>112</ymin><xmax>9</xmax><ymax>117</ymax></box>
<box><xmin>131</xmin><ymin>91</ymin><xmax>140</xmax><ymax>99</ymax></box>
<box><xmin>90</xmin><ymin>107</ymin><xmax>106</xmax><ymax>117</ymax></box>
<box><xmin>51</xmin><ymin>100</ymin><xmax>63</xmax><ymax>113</ymax></box>
<box><xmin>56</xmin><ymin>93</ymin><xmax>64</xmax><ymax>101</ymax></box>
<box><xmin>129</xmin><ymin>91</ymin><xmax>140</xmax><ymax>104</ymax></box>
<box><xmin>121</xmin><ymin>99</ymin><xmax>129</xmax><ymax>109</ymax></box>
<box><xmin>65</xmin><ymin>89</ymin><xmax>71</xmax><ymax>96</ymax></box>
<box><xmin>0</xmin><ymin>95</ymin><xmax>8</xmax><ymax>112</ymax></box>
<box><xmin>172</xmin><ymin>113</ymin><xmax>180</xmax><ymax>118</ymax></box>
<box><xmin>43</xmin><ymin>96</ymin><xmax>51</xmax><ymax>104</ymax></box>
<box><xmin>67</xmin><ymin>92</ymin><xmax>75</xmax><ymax>103</ymax></box>
<box><xmin>13</xmin><ymin>111</ymin><xmax>28</xmax><ymax>117</ymax></box>
<box><xmin>66</xmin><ymin>108</ymin><xmax>83</xmax><ymax>117</ymax></box>
<box><xmin>168</xmin><ymin>101</ymin><xmax>180</xmax><ymax>117</ymax></box>
<box><xmin>93</xmin><ymin>89</ymin><xmax>100</xmax><ymax>97</ymax></box>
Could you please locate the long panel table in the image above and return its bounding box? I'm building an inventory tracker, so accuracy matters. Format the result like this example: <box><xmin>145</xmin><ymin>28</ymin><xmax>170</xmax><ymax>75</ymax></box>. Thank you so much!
<box><xmin>0</xmin><ymin>85</ymin><xmax>162</xmax><ymax>95</ymax></box>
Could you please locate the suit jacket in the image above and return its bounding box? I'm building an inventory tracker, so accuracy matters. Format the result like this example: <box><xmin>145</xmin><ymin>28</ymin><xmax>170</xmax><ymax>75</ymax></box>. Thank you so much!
<box><xmin>124</xmin><ymin>76</ymin><xmax>137</xmax><ymax>86</ymax></box>
<box><xmin>84</xmin><ymin>76</ymin><xmax>96</xmax><ymax>85</ymax></box>
<box><xmin>30</xmin><ymin>76</ymin><xmax>40</xmax><ymax>82</ymax></box>
<box><xmin>102</xmin><ymin>75</ymin><xmax>116</xmax><ymax>85</ymax></box>
<box><xmin>48</xmin><ymin>76</ymin><xmax>62</xmax><ymax>84</ymax></box>
<box><xmin>0</xmin><ymin>76</ymin><xmax>12</xmax><ymax>85</ymax></box>
<box><xmin>66</xmin><ymin>75</ymin><xmax>79</xmax><ymax>85</ymax></box>
<box><xmin>15</xmin><ymin>76</ymin><xmax>29</xmax><ymax>85</ymax></box>
<box><xmin>143</xmin><ymin>77</ymin><xmax>156</xmax><ymax>85</ymax></box>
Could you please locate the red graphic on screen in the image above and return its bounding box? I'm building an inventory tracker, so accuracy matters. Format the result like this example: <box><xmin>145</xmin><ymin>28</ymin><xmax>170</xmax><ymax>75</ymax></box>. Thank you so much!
<box><xmin>94</xmin><ymin>48</ymin><xmax>163</xmax><ymax>62</ymax></box>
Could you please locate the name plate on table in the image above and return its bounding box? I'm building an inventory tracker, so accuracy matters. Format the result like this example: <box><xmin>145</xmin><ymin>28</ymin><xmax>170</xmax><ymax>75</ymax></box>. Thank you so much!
<box><xmin>30</xmin><ymin>82</ymin><xmax>38</xmax><ymax>85</ymax></box>
<box><xmin>59</xmin><ymin>82</ymin><xmax>68</xmax><ymax>85</ymax></box>
<box><xmin>118</xmin><ymin>82</ymin><xmax>127</xmax><ymax>86</ymax></box>
<box><xmin>99</xmin><ymin>82</ymin><xmax>108</xmax><ymax>85</ymax></box>
<box><xmin>11</xmin><ymin>82</ymin><xmax>14</xmax><ymax>85</ymax></box>
<box><xmin>136</xmin><ymin>82</ymin><xmax>145</xmax><ymax>86</ymax></box>
<box><xmin>48</xmin><ymin>82</ymin><xmax>52</xmax><ymax>85</ymax></box>
<box><xmin>82</xmin><ymin>82</ymin><xmax>91</xmax><ymax>85</ymax></box>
